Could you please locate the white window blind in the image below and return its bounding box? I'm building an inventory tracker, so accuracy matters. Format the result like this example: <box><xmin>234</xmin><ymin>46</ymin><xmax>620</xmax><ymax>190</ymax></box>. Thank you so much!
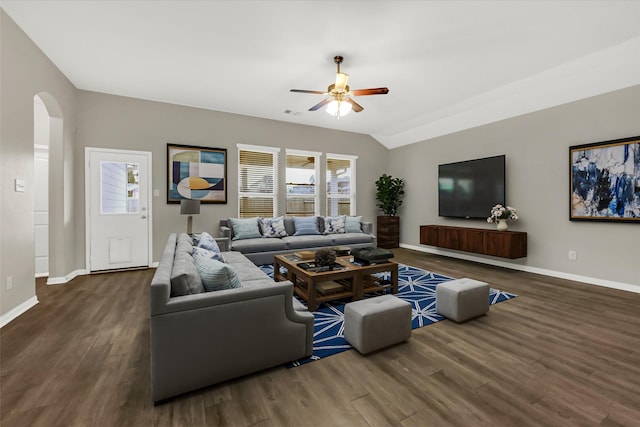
<box><xmin>326</xmin><ymin>154</ymin><xmax>357</xmax><ymax>216</ymax></box>
<box><xmin>286</xmin><ymin>150</ymin><xmax>320</xmax><ymax>216</ymax></box>
<box><xmin>237</xmin><ymin>145</ymin><xmax>279</xmax><ymax>218</ymax></box>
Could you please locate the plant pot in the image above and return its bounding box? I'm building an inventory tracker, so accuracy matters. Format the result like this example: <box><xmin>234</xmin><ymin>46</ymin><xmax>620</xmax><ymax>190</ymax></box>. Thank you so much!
<box><xmin>496</xmin><ymin>219</ymin><xmax>508</xmax><ymax>231</ymax></box>
<box><xmin>377</xmin><ymin>216</ymin><xmax>400</xmax><ymax>249</ymax></box>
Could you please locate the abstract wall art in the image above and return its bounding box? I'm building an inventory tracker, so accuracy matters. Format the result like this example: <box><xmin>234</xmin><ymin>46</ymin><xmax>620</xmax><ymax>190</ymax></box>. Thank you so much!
<box><xmin>167</xmin><ymin>144</ymin><xmax>227</xmax><ymax>203</ymax></box>
<box><xmin>569</xmin><ymin>136</ymin><xmax>640</xmax><ymax>222</ymax></box>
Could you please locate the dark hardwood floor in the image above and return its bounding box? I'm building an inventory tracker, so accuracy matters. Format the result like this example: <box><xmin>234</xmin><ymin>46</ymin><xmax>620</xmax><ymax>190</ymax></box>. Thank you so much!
<box><xmin>2</xmin><ymin>248</ymin><xmax>639</xmax><ymax>426</ymax></box>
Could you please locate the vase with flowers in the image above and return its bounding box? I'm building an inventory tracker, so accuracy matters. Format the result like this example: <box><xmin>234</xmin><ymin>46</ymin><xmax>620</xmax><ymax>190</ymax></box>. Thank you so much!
<box><xmin>487</xmin><ymin>204</ymin><xmax>518</xmax><ymax>231</ymax></box>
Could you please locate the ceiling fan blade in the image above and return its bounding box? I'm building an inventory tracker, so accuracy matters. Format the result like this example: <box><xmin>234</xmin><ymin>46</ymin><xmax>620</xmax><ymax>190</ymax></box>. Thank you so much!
<box><xmin>309</xmin><ymin>98</ymin><xmax>332</xmax><ymax>111</ymax></box>
<box><xmin>334</xmin><ymin>73</ymin><xmax>349</xmax><ymax>91</ymax></box>
<box><xmin>290</xmin><ymin>89</ymin><xmax>327</xmax><ymax>94</ymax></box>
<box><xmin>351</xmin><ymin>87</ymin><xmax>389</xmax><ymax>96</ymax></box>
<box><xmin>346</xmin><ymin>98</ymin><xmax>364</xmax><ymax>112</ymax></box>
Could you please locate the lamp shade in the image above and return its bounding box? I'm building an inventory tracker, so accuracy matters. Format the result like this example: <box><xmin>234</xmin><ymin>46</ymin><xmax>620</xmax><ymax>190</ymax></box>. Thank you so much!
<box><xmin>180</xmin><ymin>199</ymin><xmax>201</xmax><ymax>215</ymax></box>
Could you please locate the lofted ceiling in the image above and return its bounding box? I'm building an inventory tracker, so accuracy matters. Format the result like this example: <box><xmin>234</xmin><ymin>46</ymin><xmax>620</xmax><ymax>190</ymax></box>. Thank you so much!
<box><xmin>3</xmin><ymin>1</ymin><xmax>640</xmax><ymax>148</ymax></box>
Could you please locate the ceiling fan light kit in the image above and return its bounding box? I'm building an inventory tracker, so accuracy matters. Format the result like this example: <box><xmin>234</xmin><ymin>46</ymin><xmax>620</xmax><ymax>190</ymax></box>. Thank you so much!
<box><xmin>290</xmin><ymin>56</ymin><xmax>389</xmax><ymax>119</ymax></box>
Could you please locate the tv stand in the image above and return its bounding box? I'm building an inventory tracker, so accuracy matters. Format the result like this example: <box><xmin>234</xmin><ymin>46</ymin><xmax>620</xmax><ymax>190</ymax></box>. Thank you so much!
<box><xmin>420</xmin><ymin>225</ymin><xmax>527</xmax><ymax>259</ymax></box>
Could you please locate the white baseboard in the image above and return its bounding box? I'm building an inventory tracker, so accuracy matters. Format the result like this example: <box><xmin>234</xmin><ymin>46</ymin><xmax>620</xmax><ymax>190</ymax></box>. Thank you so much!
<box><xmin>0</xmin><ymin>296</ymin><xmax>38</xmax><ymax>328</ymax></box>
<box><xmin>400</xmin><ymin>243</ymin><xmax>640</xmax><ymax>294</ymax></box>
<box><xmin>46</xmin><ymin>269</ymin><xmax>88</xmax><ymax>285</ymax></box>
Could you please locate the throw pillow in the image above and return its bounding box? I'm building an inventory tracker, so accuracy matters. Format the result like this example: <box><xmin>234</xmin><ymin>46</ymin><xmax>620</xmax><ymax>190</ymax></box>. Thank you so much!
<box><xmin>228</xmin><ymin>217</ymin><xmax>262</xmax><ymax>240</ymax></box>
<box><xmin>293</xmin><ymin>216</ymin><xmax>320</xmax><ymax>236</ymax></box>
<box><xmin>170</xmin><ymin>250</ymin><xmax>204</xmax><ymax>296</ymax></box>
<box><xmin>324</xmin><ymin>215</ymin><xmax>346</xmax><ymax>234</ymax></box>
<box><xmin>193</xmin><ymin>257</ymin><xmax>242</xmax><ymax>292</ymax></box>
<box><xmin>192</xmin><ymin>246</ymin><xmax>225</xmax><ymax>263</ymax></box>
<box><xmin>195</xmin><ymin>231</ymin><xmax>223</xmax><ymax>261</ymax></box>
<box><xmin>345</xmin><ymin>216</ymin><xmax>363</xmax><ymax>233</ymax></box>
<box><xmin>259</xmin><ymin>216</ymin><xmax>287</xmax><ymax>238</ymax></box>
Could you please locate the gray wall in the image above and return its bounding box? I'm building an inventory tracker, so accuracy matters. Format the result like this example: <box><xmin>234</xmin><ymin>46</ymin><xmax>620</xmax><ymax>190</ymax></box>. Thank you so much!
<box><xmin>75</xmin><ymin>91</ymin><xmax>388</xmax><ymax>263</ymax></box>
<box><xmin>390</xmin><ymin>85</ymin><xmax>640</xmax><ymax>288</ymax></box>
<box><xmin>1</xmin><ymin>10</ymin><xmax>77</xmax><ymax>318</ymax></box>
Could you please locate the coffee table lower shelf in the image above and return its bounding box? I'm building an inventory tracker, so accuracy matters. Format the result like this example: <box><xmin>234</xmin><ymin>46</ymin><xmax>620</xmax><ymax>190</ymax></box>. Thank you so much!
<box><xmin>273</xmin><ymin>255</ymin><xmax>398</xmax><ymax>311</ymax></box>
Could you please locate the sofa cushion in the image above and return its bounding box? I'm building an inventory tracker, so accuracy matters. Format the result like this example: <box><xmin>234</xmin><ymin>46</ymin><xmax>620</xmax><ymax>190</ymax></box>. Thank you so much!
<box><xmin>324</xmin><ymin>215</ymin><xmax>346</xmax><ymax>234</ymax></box>
<box><xmin>330</xmin><ymin>233</ymin><xmax>376</xmax><ymax>245</ymax></box>
<box><xmin>231</xmin><ymin>237</ymin><xmax>288</xmax><ymax>253</ymax></box>
<box><xmin>170</xmin><ymin>250</ymin><xmax>204</xmax><ymax>296</ymax></box>
<box><xmin>221</xmin><ymin>250</ymin><xmax>256</xmax><ymax>265</ymax></box>
<box><xmin>345</xmin><ymin>216</ymin><xmax>363</xmax><ymax>233</ymax></box>
<box><xmin>194</xmin><ymin>232</ymin><xmax>223</xmax><ymax>261</ymax></box>
<box><xmin>193</xmin><ymin>257</ymin><xmax>242</xmax><ymax>292</ymax></box>
<box><xmin>283</xmin><ymin>235</ymin><xmax>334</xmax><ymax>249</ymax></box>
<box><xmin>232</xmin><ymin>262</ymin><xmax>271</xmax><ymax>282</ymax></box>
<box><xmin>292</xmin><ymin>216</ymin><xmax>320</xmax><ymax>236</ymax></box>
<box><xmin>259</xmin><ymin>216</ymin><xmax>287</xmax><ymax>238</ymax></box>
<box><xmin>229</xmin><ymin>217</ymin><xmax>262</xmax><ymax>240</ymax></box>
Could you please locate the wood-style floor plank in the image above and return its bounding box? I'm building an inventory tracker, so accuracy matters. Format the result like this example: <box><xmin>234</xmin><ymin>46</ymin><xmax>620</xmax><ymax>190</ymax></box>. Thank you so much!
<box><xmin>2</xmin><ymin>248</ymin><xmax>639</xmax><ymax>426</ymax></box>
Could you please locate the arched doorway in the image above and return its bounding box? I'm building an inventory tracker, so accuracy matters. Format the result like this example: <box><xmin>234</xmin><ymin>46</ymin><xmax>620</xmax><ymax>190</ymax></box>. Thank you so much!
<box><xmin>33</xmin><ymin>93</ymin><xmax>63</xmax><ymax>284</ymax></box>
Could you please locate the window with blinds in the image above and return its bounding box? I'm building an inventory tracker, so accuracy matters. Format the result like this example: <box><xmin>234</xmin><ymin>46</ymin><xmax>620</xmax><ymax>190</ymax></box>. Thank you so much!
<box><xmin>286</xmin><ymin>151</ymin><xmax>319</xmax><ymax>217</ymax></box>
<box><xmin>237</xmin><ymin>145</ymin><xmax>279</xmax><ymax>218</ymax></box>
<box><xmin>326</xmin><ymin>154</ymin><xmax>357</xmax><ymax>216</ymax></box>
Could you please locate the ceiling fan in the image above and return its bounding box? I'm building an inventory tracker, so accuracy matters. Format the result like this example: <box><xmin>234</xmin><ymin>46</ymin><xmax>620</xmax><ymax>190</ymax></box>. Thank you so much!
<box><xmin>290</xmin><ymin>56</ymin><xmax>389</xmax><ymax>118</ymax></box>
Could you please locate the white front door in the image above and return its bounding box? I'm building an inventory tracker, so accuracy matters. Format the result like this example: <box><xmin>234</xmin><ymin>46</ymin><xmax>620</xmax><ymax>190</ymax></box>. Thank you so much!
<box><xmin>86</xmin><ymin>148</ymin><xmax>152</xmax><ymax>272</ymax></box>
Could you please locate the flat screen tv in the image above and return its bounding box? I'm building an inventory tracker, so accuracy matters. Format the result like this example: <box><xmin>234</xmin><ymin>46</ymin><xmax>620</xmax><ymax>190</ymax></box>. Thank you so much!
<box><xmin>438</xmin><ymin>155</ymin><xmax>505</xmax><ymax>219</ymax></box>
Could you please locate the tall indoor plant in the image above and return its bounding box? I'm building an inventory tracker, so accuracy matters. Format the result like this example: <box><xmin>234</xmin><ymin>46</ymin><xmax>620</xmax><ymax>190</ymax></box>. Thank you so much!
<box><xmin>375</xmin><ymin>174</ymin><xmax>405</xmax><ymax>248</ymax></box>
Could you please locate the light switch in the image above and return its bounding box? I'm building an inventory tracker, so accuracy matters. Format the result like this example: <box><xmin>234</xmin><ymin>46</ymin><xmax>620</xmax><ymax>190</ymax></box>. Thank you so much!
<box><xmin>14</xmin><ymin>179</ymin><xmax>25</xmax><ymax>192</ymax></box>
<box><xmin>153</xmin><ymin>189</ymin><xmax>160</xmax><ymax>197</ymax></box>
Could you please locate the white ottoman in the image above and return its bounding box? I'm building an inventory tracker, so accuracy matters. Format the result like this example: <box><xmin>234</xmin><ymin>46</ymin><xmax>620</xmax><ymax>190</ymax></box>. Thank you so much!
<box><xmin>436</xmin><ymin>278</ymin><xmax>490</xmax><ymax>323</ymax></box>
<box><xmin>344</xmin><ymin>295</ymin><xmax>412</xmax><ymax>355</ymax></box>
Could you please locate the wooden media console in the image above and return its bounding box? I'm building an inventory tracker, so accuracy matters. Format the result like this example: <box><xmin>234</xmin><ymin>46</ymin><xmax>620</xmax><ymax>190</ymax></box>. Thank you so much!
<box><xmin>420</xmin><ymin>225</ymin><xmax>527</xmax><ymax>259</ymax></box>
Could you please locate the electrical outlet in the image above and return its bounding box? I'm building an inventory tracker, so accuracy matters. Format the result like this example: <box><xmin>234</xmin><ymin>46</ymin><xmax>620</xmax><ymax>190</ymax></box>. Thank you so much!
<box><xmin>6</xmin><ymin>275</ymin><xmax>13</xmax><ymax>290</ymax></box>
<box><xmin>568</xmin><ymin>250</ymin><xmax>577</xmax><ymax>261</ymax></box>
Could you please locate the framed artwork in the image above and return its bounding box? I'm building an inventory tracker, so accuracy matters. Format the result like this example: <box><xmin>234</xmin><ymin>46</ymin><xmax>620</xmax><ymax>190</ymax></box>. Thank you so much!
<box><xmin>167</xmin><ymin>143</ymin><xmax>227</xmax><ymax>204</ymax></box>
<box><xmin>569</xmin><ymin>136</ymin><xmax>640</xmax><ymax>222</ymax></box>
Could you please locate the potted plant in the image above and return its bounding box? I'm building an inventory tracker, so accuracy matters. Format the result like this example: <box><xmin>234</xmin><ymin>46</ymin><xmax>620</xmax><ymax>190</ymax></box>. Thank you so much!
<box><xmin>375</xmin><ymin>174</ymin><xmax>405</xmax><ymax>248</ymax></box>
<box><xmin>487</xmin><ymin>204</ymin><xmax>518</xmax><ymax>231</ymax></box>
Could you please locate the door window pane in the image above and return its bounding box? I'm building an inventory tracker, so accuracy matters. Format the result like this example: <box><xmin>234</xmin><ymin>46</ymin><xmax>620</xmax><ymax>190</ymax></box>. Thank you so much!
<box><xmin>101</xmin><ymin>162</ymin><xmax>139</xmax><ymax>214</ymax></box>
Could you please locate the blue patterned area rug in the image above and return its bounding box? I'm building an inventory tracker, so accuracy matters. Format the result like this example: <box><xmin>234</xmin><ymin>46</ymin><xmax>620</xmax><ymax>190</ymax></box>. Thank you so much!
<box><xmin>259</xmin><ymin>263</ymin><xmax>517</xmax><ymax>367</ymax></box>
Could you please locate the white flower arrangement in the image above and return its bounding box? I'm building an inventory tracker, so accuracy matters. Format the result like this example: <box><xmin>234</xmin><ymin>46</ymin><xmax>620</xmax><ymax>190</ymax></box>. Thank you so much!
<box><xmin>487</xmin><ymin>204</ymin><xmax>518</xmax><ymax>223</ymax></box>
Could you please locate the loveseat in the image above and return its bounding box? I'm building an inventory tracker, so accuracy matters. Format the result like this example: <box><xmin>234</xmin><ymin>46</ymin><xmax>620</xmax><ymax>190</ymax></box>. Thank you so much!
<box><xmin>150</xmin><ymin>233</ymin><xmax>314</xmax><ymax>403</ymax></box>
<box><xmin>220</xmin><ymin>215</ymin><xmax>376</xmax><ymax>265</ymax></box>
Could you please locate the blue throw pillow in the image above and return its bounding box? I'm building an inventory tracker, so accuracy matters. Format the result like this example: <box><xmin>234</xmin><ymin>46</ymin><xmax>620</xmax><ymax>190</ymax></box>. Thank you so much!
<box><xmin>193</xmin><ymin>256</ymin><xmax>242</xmax><ymax>292</ymax></box>
<box><xmin>192</xmin><ymin>246</ymin><xmax>225</xmax><ymax>263</ymax></box>
<box><xmin>345</xmin><ymin>216</ymin><xmax>363</xmax><ymax>233</ymax></box>
<box><xmin>324</xmin><ymin>215</ymin><xmax>346</xmax><ymax>234</ymax></box>
<box><xmin>195</xmin><ymin>231</ymin><xmax>223</xmax><ymax>261</ymax></box>
<box><xmin>293</xmin><ymin>216</ymin><xmax>320</xmax><ymax>236</ymax></box>
<box><xmin>259</xmin><ymin>216</ymin><xmax>287</xmax><ymax>238</ymax></box>
<box><xmin>229</xmin><ymin>217</ymin><xmax>262</xmax><ymax>240</ymax></box>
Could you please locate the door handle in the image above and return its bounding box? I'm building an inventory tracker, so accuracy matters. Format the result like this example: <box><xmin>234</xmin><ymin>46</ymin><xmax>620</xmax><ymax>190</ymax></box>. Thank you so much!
<box><xmin>141</xmin><ymin>216</ymin><xmax>147</xmax><ymax>219</ymax></box>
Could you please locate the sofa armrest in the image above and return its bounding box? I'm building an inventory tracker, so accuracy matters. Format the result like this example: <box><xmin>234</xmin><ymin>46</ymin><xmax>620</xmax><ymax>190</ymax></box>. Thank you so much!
<box><xmin>362</xmin><ymin>221</ymin><xmax>373</xmax><ymax>235</ymax></box>
<box><xmin>220</xmin><ymin>225</ymin><xmax>232</xmax><ymax>239</ymax></box>
<box><xmin>214</xmin><ymin>237</ymin><xmax>230</xmax><ymax>252</ymax></box>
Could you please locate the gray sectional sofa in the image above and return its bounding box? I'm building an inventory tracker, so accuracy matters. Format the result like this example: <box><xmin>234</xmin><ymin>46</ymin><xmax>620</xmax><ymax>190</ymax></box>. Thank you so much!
<box><xmin>220</xmin><ymin>216</ymin><xmax>376</xmax><ymax>265</ymax></box>
<box><xmin>150</xmin><ymin>233</ymin><xmax>314</xmax><ymax>403</ymax></box>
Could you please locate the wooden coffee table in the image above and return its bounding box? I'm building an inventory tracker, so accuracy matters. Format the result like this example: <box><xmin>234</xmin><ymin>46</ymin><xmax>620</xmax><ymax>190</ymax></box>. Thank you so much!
<box><xmin>273</xmin><ymin>254</ymin><xmax>398</xmax><ymax>311</ymax></box>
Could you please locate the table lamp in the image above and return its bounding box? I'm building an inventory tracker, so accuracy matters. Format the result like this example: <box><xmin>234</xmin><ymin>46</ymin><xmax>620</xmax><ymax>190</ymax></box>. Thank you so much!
<box><xmin>180</xmin><ymin>199</ymin><xmax>200</xmax><ymax>235</ymax></box>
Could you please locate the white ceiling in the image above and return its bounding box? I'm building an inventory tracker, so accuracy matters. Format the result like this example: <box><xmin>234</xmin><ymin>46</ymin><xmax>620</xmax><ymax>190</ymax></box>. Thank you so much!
<box><xmin>3</xmin><ymin>1</ymin><xmax>640</xmax><ymax>148</ymax></box>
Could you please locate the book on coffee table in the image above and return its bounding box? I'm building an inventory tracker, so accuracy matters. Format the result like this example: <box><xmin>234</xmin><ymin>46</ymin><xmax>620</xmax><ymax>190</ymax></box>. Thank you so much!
<box><xmin>316</xmin><ymin>281</ymin><xmax>343</xmax><ymax>295</ymax></box>
<box><xmin>294</xmin><ymin>250</ymin><xmax>315</xmax><ymax>260</ymax></box>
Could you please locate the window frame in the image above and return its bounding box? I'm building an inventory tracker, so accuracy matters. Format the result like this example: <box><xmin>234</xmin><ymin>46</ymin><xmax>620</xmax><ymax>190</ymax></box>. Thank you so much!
<box><xmin>237</xmin><ymin>144</ymin><xmax>280</xmax><ymax>218</ymax></box>
<box><xmin>285</xmin><ymin>149</ymin><xmax>321</xmax><ymax>217</ymax></box>
<box><xmin>325</xmin><ymin>153</ymin><xmax>357</xmax><ymax>216</ymax></box>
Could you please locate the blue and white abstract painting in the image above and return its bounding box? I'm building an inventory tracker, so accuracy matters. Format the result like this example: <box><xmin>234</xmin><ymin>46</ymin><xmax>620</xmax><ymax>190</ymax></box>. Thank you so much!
<box><xmin>570</xmin><ymin>137</ymin><xmax>640</xmax><ymax>221</ymax></box>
